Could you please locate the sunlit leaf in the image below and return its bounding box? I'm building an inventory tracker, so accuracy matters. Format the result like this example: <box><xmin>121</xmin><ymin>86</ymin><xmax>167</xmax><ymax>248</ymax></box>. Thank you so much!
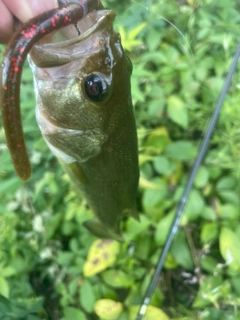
<box><xmin>200</xmin><ymin>222</ymin><xmax>218</xmax><ymax>244</ymax></box>
<box><xmin>94</xmin><ymin>299</ymin><xmax>123</xmax><ymax>320</ymax></box>
<box><xmin>119</xmin><ymin>23</ymin><xmax>146</xmax><ymax>51</ymax></box>
<box><xmin>129</xmin><ymin>305</ymin><xmax>169</xmax><ymax>320</ymax></box>
<box><xmin>167</xmin><ymin>96</ymin><xmax>188</xmax><ymax>128</ymax></box>
<box><xmin>219</xmin><ymin>227</ymin><xmax>240</xmax><ymax>271</ymax></box>
<box><xmin>0</xmin><ymin>278</ymin><xmax>9</xmax><ymax>298</ymax></box>
<box><xmin>142</xmin><ymin>178</ymin><xmax>168</xmax><ymax>214</ymax></box>
<box><xmin>144</xmin><ymin>127</ymin><xmax>171</xmax><ymax>153</ymax></box>
<box><xmin>83</xmin><ymin>240</ymin><xmax>120</xmax><ymax>277</ymax></box>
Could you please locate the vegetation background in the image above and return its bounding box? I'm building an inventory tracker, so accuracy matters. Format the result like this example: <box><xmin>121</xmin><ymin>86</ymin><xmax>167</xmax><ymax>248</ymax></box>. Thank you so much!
<box><xmin>0</xmin><ymin>0</ymin><xmax>240</xmax><ymax>319</ymax></box>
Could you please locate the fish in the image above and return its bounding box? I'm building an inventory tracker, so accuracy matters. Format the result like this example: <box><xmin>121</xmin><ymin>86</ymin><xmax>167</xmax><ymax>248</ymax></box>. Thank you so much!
<box><xmin>1</xmin><ymin>0</ymin><xmax>139</xmax><ymax>240</ymax></box>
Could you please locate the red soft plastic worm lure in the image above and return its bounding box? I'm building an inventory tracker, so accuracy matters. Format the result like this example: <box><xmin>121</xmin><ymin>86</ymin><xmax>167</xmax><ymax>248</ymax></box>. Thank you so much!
<box><xmin>1</xmin><ymin>3</ymin><xmax>86</xmax><ymax>180</ymax></box>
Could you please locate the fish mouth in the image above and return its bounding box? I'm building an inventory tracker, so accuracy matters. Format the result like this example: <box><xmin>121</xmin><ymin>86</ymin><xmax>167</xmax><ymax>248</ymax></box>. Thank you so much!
<box><xmin>30</xmin><ymin>9</ymin><xmax>116</xmax><ymax>68</ymax></box>
<box><xmin>54</xmin><ymin>8</ymin><xmax>116</xmax><ymax>43</ymax></box>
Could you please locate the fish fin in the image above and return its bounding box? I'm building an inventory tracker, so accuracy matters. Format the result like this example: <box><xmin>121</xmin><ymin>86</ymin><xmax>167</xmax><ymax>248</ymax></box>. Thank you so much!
<box><xmin>83</xmin><ymin>219</ymin><xmax>123</xmax><ymax>242</ymax></box>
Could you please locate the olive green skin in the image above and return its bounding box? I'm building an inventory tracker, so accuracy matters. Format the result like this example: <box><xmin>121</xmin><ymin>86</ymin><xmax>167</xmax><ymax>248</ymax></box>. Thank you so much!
<box><xmin>29</xmin><ymin>10</ymin><xmax>139</xmax><ymax>239</ymax></box>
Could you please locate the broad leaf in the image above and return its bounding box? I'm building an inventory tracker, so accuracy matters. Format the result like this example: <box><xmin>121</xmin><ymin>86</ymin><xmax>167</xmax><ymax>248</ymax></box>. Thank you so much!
<box><xmin>83</xmin><ymin>240</ymin><xmax>120</xmax><ymax>277</ymax></box>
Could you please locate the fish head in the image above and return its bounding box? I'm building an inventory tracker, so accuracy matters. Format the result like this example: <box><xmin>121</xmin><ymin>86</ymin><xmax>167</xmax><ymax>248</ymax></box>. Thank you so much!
<box><xmin>29</xmin><ymin>8</ymin><xmax>133</xmax><ymax>164</ymax></box>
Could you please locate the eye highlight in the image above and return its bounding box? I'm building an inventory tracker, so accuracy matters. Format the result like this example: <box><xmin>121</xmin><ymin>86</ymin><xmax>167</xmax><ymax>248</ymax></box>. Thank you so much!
<box><xmin>84</xmin><ymin>74</ymin><xmax>111</xmax><ymax>102</ymax></box>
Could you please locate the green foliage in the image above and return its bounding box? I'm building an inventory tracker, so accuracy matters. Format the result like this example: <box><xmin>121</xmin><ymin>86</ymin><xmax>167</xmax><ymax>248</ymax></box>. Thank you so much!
<box><xmin>83</xmin><ymin>240</ymin><xmax>120</xmax><ymax>277</ymax></box>
<box><xmin>1</xmin><ymin>0</ymin><xmax>240</xmax><ymax>319</ymax></box>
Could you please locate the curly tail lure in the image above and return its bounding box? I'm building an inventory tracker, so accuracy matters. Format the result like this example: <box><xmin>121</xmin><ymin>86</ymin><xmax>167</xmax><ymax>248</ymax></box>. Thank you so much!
<box><xmin>1</xmin><ymin>3</ymin><xmax>87</xmax><ymax>180</ymax></box>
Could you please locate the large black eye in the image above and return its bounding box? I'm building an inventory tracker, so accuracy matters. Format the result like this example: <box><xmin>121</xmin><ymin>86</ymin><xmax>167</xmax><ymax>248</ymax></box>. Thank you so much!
<box><xmin>84</xmin><ymin>74</ymin><xmax>110</xmax><ymax>102</ymax></box>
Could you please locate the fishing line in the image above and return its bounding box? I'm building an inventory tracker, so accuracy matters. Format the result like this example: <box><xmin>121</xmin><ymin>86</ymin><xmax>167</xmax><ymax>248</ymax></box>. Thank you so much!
<box><xmin>136</xmin><ymin>42</ymin><xmax>240</xmax><ymax>320</ymax></box>
<box><xmin>130</xmin><ymin>0</ymin><xmax>195</xmax><ymax>61</ymax></box>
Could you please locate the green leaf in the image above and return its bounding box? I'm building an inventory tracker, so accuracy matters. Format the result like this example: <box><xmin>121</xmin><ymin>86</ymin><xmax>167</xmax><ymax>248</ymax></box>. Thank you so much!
<box><xmin>94</xmin><ymin>299</ymin><xmax>123</xmax><ymax>320</ymax></box>
<box><xmin>217</xmin><ymin>191</ymin><xmax>240</xmax><ymax>206</ymax></box>
<box><xmin>153</xmin><ymin>156</ymin><xmax>175</xmax><ymax>175</ymax></box>
<box><xmin>201</xmin><ymin>223</ymin><xmax>218</xmax><ymax>244</ymax></box>
<box><xmin>128</xmin><ymin>23</ymin><xmax>146</xmax><ymax>41</ymax></box>
<box><xmin>155</xmin><ymin>211</ymin><xmax>175</xmax><ymax>246</ymax></box>
<box><xmin>79</xmin><ymin>280</ymin><xmax>96</xmax><ymax>313</ymax></box>
<box><xmin>57</xmin><ymin>251</ymin><xmax>74</xmax><ymax>266</ymax></box>
<box><xmin>216</xmin><ymin>176</ymin><xmax>237</xmax><ymax>191</ymax></box>
<box><xmin>129</xmin><ymin>305</ymin><xmax>169</xmax><ymax>320</ymax></box>
<box><xmin>131</xmin><ymin>76</ymin><xmax>145</xmax><ymax>102</ymax></box>
<box><xmin>193</xmin><ymin>275</ymin><xmax>223</xmax><ymax>308</ymax></box>
<box><xmin>167</xmin><ymin>96</ymin><xmax>188</xmax><ymax>128</ymax></box>
<box><xmin>219</xmin><ymin>227</ymin><xmax>240</xmax><ymax>271</ymax></box>
<box><xmin>0</xmin><ymin>295</ymin><xmax>11</xmax><ymax>315</ymax></box>
<box><xmin>102</xmin><ymin>270</ymin><xmax>132</xmax><ymax>288</ymax></box>
<box><xmin>231</xmin><ymin>276</ymin><xmax>240</xmax><ymax>296</ymax></box>
<box><xmin>183</xmin><ymin>189</ymin><xmax>205</xmax><ymax>222</ymax></box>
<box><xmin>26</xmin><ymin>316</ymin><xmax>41</xmax><ymax>320</ymax></box>
<box><xmin>1</xmin><ymin>266</ymin><xmax>16</xmax><ymax>278</ymax></box>
<box><xmin>220</xmin><ymin>204</ymin><xmax>239</xmax><ymax>220</ymax></box>
<box><xmin>141</xmin><ymin>52</ymin><xmax>167</xmax><ymax>64</ymax></box>
<box><xmin>194</xmin><ymin>166</ymin><xmax>209</xmax><ymax>188</ymax></box>
<box><xmin>144</xmin><ymin>127</ymin><xmax>171</xmax><ymax>153</ymax></box>
<box><xmin>63</xmin><ymin>307</ymin><xmax>87</xmax><ymax>320</ymax></box>
<box><xmin>171</xmin><ymin>232</ymin><xmax>194</xmax><ymax>270</ymax></box>
<box><xmin>200</xmin><ymin>206</ymin><xmax>217</xmax><ymax>221</ymax></box>
<box><xmin>0</xmin><ymin>178</ymin><xmax>22</xmax><ymax>195</ymax></box>
<box><xmin>165</xmin><ymin>141</ymin><xmax>197</xmax><ymax>161</ymax></box>
<box><xmin>205</xmin><ymin>77</ymin><xmax>224</xmax><ymax>94</ymax></box>
<box><xmin>119</xmin><ymin>23</ymin><xmax>146</xmax><ymax>51</ymax></box>
<box><xmin>148</xmin><ymin>99</ymin><xmax>165</xmax><ymax>117</ymax></box>
<box><xmin>200</xmin><ymin>256</ymin><xmax>218</xmax><ymax>273</ymax></box>
<box><xmin>68</xmin><ymin>278</ymin><xmax>78</xmax><ymax>296</ymax></box>
<box><xmin>142</xmin><ymin>179</ymin><xmax>168</xmax><ymax>214</ymax></box>
<box><xmin>0</xmin><ymin>277</ymin><xmax>9</xmax><ymax>298</ymax></box>
<box><xmin>135</xmin><ymin>236</ymin><xmax>153</xmax><ymax>261</ymax></box>
<box><xmin>83</xmin><ymin>240</ymin><xmax>120</xmax><ymax>277</ymax></box>
<box><xmin>198</xmin><ymin>307</ymin><xmax>224</xmax><ymax>320</ymax></box>
<box><xmin>146</xmin><ymin>28</ymin><xmax>162</xmax><ymax>51</ymax></box>
<box><xmin>45</xmin><ymin>213</ymin><xmax>62</xmax><ymax>240</ymax></box>
<box><xmin>126</xmin><ymin>215</ymin><xmax>151</xmax><ymax>239</ymax></box>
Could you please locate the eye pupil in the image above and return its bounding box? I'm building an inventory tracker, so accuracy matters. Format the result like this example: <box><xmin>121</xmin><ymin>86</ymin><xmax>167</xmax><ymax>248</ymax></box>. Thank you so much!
<box><xmin>84</xmin><ymin>75</ymin><xmax>109</xmax><ymax>102</ymax></box>
<box><xmin>88</xmin><ymin>81</ymin><xmax>100</xmax><ymax>96</ymax></box>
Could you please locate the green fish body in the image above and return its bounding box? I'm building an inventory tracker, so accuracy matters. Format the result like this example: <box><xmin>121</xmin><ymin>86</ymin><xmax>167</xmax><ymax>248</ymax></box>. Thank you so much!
<box><xmin>29</xmin><ymin>8</ymin><xmax>139</xmax><ymax>239</ymax></box>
